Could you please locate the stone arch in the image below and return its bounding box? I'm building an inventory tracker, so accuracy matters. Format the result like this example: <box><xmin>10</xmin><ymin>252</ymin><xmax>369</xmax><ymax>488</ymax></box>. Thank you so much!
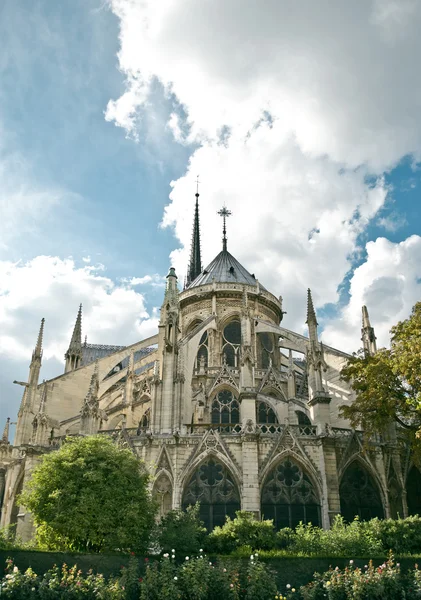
<box><xmin>220</xmin><ymin>316</ymin><xmax>241</xmax><ymax>367</ymax></box>
<box><xmin>108</xmin><ymin>413</ymin><xmax>126</xmax><ymax>430</ymax></box>
<box><xmin>406</xmin><ymin>465</ymin><xmax>421</xmax><ymax>516</ymax></box>
<box><xmin>181</xmin><ymin>454</ymin><xmax>241</xmax><ymax>530</ymax></box>
<box><xmin>256</xmin><ymin>399</ymin><xmax>279</xmax><ymax>432</ymax></box>
<box><xmin>185</xmin><ymin>318</ymin><xmax>203</xmax><ymax>336</ymax></box>
<box><xmin>153</xmin><ymin>470</ymin><xmax>173</xmax><ymax>520</ymax></box>
<box><xmin>339</xmin><ymin>459</ymin><xmax>385</xmax><ymax>522</ymax></box>
<box><xmin>261</xmin><ymin>454</ymin><xmax>321</xmax><ymax>529</ymax></box>
<box><xmin>260</xmin><ymin>386</ymin><xmax>288</xmax><ymax>402</ymax></box>
<box><xmin>138</xmin><ymin>407</ymin><xmax>151</xmax><ymax>431</ymax></box>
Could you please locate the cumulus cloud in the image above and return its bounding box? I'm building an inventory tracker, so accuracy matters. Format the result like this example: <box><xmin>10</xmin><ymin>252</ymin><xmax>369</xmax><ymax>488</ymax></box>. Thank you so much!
<box><xmin>322</xmin><ymin>235</ymin><xmax>421</xmax><ymax>351</ymax></box>
<box><xmin>0</xmin><ymin>256</ymin><xmax>159</xmax><ymax>363</ymax></box>
<box><xmin>106</xmin><ymin>0</ymin><xmax>420</xmax><ymax>340</ymax></box>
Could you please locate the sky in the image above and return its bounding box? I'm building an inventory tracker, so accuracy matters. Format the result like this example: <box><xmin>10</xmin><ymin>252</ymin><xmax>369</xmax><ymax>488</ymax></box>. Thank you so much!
<box><xmin>1</xmin><ymin>0</ymin><xmax>421</xmax><ymax>423</ymax></box>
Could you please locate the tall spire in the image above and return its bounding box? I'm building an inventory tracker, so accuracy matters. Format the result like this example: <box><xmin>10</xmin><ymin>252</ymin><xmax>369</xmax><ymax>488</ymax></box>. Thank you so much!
<box><xmin>187</xmin><ymin>178</ymin><xmax>202</xmax><ymax>286</ymax></box>
<box><xmin>361</xmin><ymin>305</ymin><xmax>377</xmax><ymax>356</ymax></box>
<box><xmin>306</xmin><ymin>289</ymin><xmax>318</xmax><ymax>325</ymax></box>
<box><xmin>32</xmin><ymin>318</ymin><xmax>45</xmax><ymax>361</ymax></box>
<box><xmin>65</xmin><ymin>304</ymin><xmax>83</xmax><ymax>373</ymax></box>
<box><xmin>217</xmin><ymin>205</ymin><xmax>232</xmax><ymax>251</ymax></box>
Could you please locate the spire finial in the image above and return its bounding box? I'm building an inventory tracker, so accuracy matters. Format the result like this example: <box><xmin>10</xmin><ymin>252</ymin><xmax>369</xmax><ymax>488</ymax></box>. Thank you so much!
<box><xmin>186</xmin><ymin>179</ymin><xmax>203</xmax><ymax>287</ymax></box>
<box><xmin>2</xmin><ymin>417</ymin><xmax>10</xmax><ymax>443</ymax></box>
<box><xmin>217</xmin><ymin>205</ymin><xmax>232</xmax><ymax>251</ymax></box>
<box><xmin>65</xmin><ymin>305</ymin><xmax>83</xmax><ymax>372</ymax></box>
<box><xmin>361</xmin><ymin>305</ymin><xmax>377</xmax><ymax>356</ymax></box>
<box><xmin>33</xmin><ymin>318</ymin><xmax>45</xmax><ymax>360</ymax></box>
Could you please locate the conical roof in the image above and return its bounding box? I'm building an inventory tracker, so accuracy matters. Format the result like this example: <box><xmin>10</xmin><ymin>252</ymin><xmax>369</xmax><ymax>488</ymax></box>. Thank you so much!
<box><xmin>188</xmin><ymin>249</ymin><xmax>266</xmax><ymax>290</ymax></box>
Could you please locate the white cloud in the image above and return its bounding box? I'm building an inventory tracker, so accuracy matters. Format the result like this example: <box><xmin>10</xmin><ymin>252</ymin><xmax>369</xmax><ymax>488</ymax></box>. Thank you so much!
<box><xmin>106</xmin><ymin>0</ymin><xmax>421</xmax><ymax>339</ymax></box>
<box><xmin>127</xmin><ymin>274</ymin><xmax>166</xmax><ymax>287</ymax></box>
<box><xmin>377</xmin><ymin>212</ymin><xmax>407</xmax><ymax>232</ymax></box>
<box><xmin>322</xmin><ymin>235</ymin><xmax>421</xmax><ymax>351</ymax></box>
<box><xmin>0</xmin><ymin>256</ymin><xmax>159</xmax><ymax>363</ymax></box>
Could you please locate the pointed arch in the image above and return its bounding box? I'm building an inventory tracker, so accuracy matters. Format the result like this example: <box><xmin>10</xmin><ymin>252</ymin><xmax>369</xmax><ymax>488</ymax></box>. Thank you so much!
<box><xmin>210</xmin><ymin>386</ymin><xmax>240</xmax><ymax>432</ymax></box>
<box><xmin>181</xmin><ymin>454</ymin><xmax>241</xmax><ymax>530</ymax></box>
<box><xmin>261</xmin><ymin>454</ymin><xmax>321</xmax><ymax>529</ymax></box>
<box><xmin>406</xmin><ymin>465</ymin><xmax>421</xmax><ymax>516</ymax></box>
<box><xmin>339</xmin><ymin>459</ymin><xmax>384</xmax><ymax>522</ymax></box>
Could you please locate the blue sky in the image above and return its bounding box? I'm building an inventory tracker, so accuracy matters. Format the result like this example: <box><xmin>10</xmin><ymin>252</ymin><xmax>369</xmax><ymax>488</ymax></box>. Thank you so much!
<box><xmin>1</xmin><ymin>0</ymin><xmax>421</xmax><ymax>423</ymax></box>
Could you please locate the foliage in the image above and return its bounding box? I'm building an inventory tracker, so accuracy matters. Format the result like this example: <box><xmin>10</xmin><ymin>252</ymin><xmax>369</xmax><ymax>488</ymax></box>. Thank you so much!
<box><xmin>20</xmin><ymin>435</ymin><xmax>156</xmax><ymax>553</ymax></box>
<box><xmin>244</xmin><ymin>554</ymin><xmax>277</xmax><ymax>600</ymax></box>
<box><xmin>157</xmin><ymin>504</ymin><xmax>207</xmax><ymax>556</ymax></box>
<box><xmin>340</xmin><ymin>302</ymin><xmax>421</xmax><ymax>455</ymax></box>
<box><xmin>0</xmin><ymin>557</ymin><xmax>124</xmax><ymax>599</ymax></box>
<box><xmin>206</xmin><ymin>511</ymin><xmax>277</xmax><ymax>554</ymax></box>
<box><xmin>299</xmin><ymin>553</ymin><xmax>413</xmax><ymax>600</ymax></box>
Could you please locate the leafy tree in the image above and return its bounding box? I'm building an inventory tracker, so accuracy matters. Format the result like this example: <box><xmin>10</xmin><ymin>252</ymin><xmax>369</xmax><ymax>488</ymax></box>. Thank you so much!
<box><xmin>340</xmin><ymin>302</ymin><xmax>421</xmax><ymax>455</ymax></box>
<box><xmin>20</xmin><ymin>435</ymin><xmax>156</xmax><ymax>552</ymax></box>
<box><xmin>157</xmin><ymin>503</ymin><xmax>207</xmax><ymax>555</ymax></box>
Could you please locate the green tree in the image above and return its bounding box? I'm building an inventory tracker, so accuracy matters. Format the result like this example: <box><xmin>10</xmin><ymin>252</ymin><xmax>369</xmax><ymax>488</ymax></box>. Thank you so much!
<box><xmin>20</xmin><ymin>435</ymin><xmax>156</xmax><ymax>552</ymax></box>
<box><xmin>340</xmin><ymin>302</ymin><xmax>421</xmax><ymax>455</ymax></box>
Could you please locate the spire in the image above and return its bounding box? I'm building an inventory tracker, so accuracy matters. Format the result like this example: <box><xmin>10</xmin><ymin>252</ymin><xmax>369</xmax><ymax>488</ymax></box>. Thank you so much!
<box><xmin>187</xmin><ymin>178</ymin><xmax>202</xmax><ymax>286</ymax></box>
<box><xmin>65</xmin><ymin>304</ymin><xmax>83</xmax><ymax>372</ymax></box>
<box><xmin>361</xmin><ymin>305</ymin><xmax>377</xmax><ymax>356</ymax></box>
<box><xmin>217</xmin><ymin>205</ymin><xmax>232</xmax><ymax>251</ymax></box>
<box><xmin>306</xmin><ymin>289</ymin><xmax>318</xmax><ymax>325</ymax></box>
<box><xmin>2</xmin><ymin>417</ymin><xmax>10</xmax><ymax>443</ymax></box>
<box><xmin>32</xmin><ymin>318</ymin><xmax>45</xmax><ymax>361</ymax></box>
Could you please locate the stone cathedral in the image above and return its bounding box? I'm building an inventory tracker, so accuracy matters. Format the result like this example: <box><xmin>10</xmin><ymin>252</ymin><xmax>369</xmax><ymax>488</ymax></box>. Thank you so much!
<box><xmin>1</xmin><ymin>192</ymin><xmax>420</xmax><ymax>541</ymax></box>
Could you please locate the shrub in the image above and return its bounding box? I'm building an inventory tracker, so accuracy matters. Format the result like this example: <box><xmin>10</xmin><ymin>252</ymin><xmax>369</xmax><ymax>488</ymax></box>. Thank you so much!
<box><xmin>157</xmin><ymin>503</ymin><xmax>207</xmax><ymax>556</ymax></box>
<box><xmin>375</xmin><ymin>515</ymin><xmax>421</xmax><ymax>555</ymax></box>
<box><xmin>244</xmin><ymin>554</ymin><xmax>277</xmax><ymax>600</ymax></box>
<box><xmin>206</xmin><ymin>511</ymin><xmax>277</xmax><ymax>554</ymax></box>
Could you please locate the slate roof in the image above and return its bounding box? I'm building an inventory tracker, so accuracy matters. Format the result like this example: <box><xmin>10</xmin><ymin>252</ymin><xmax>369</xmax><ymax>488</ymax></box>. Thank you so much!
<box><xmin>188</xmin><ymin>249</ymin><xmax>266</xmax><ymax>290</ymax></box>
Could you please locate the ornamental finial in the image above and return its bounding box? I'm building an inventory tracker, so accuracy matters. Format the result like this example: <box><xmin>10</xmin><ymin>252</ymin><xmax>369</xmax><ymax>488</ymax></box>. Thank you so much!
<box><xmin>217</xmin><ymin>205</ymin><xmax>232</xmax><ymax>251</ymax></box>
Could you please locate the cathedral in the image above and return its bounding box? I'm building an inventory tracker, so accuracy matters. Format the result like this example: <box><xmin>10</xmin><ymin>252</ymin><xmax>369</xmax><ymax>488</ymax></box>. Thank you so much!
<box><xmin>1</xmin><ymin>191</ymin><xmax>420</xmax><ymax>541</ymax></box>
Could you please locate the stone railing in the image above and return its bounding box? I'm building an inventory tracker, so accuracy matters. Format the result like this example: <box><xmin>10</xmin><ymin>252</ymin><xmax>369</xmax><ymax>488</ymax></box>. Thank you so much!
<box><xmin>179</xmin><ymin>282</ymin><xmax>281</xmax><ymax>309</ymax></box>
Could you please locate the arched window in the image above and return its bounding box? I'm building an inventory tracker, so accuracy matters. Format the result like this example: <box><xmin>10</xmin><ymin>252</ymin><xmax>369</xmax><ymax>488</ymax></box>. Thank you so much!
<box><xmin>196</xmin><ymin>331</ymin><xmax>208</xmax><ymax>370</ymax></box>
<box><xmin>153</xmin><ymin>473</ymin><xmax>173</xmax><ymax>520</ymax></box>
<box><xmin>296</xmin><ymin>411</ymin><xmax>313</xmax><ymax>435</ymax></box>
<box><xmin>222</xmin><ymin>320</ymin><xmax>241</xmax><ymax>367</ymax></box>
<box><xmin>258</xmin><ymin>332</ymin><xmax>274</xmax><ymax>369</ymax></box>
<box><xmin>182</xmin><ymin>457</ymin><xmax>241</xmax><ymax>530</ymax></box>
<box><xmin>211</xmin><ymin>390</ymin><xmax>239</xmax><ymax>431</ymax></box>
<box><xmin>137</xmin><ymin>408</ymin><xmax>150</xmax><ymax>433</ymax></box>
<box><xmin>256</xmin><ymin>400</ymin><xmax>278</xmax><ymax>432</ymax></box>
<box><xmin>406</xmin><ymin>466</ymin><xmax>421</xmax><ymax>516</ymax></box>
<box><xmin>261</xmin><ymin>458</ymin><xmax>320</xmax><ymax>529</ymax></box>
<box><xmin>339</xmin><ymin>461</ymin><xmax>384</xmax><ymax>522</ymax></box>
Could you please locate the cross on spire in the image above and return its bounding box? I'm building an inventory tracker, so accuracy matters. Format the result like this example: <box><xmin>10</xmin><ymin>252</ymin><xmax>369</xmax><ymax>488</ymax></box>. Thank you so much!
<box><xmin>217</xmin><ymin>205</ymin><xmax>232</xmax><ymax>251</ymax></box>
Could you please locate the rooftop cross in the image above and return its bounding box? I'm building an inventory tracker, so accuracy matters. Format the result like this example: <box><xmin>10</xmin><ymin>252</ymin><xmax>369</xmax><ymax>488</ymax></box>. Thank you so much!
<box><xmin>217</xmin><ymin>205</ymin><xmax>232</xmax><ymax>251</ymax></box>
<box><xmin>195</xmin><ymin>175</ymin><xmax>200</xmax><ymax>196</ymax></box>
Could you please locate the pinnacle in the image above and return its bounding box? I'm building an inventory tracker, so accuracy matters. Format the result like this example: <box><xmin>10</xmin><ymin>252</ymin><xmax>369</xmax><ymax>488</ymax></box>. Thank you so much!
<box><xmin>306</xmin><ymin>288</ymin><xmax>318</xmax><ymax>326</ymax></box>
<box><xmin>2</xmin><ymin>417</ymin><xmax>10</xmax><ymax>443</ymax></box>
<box><xmin>362</xmin><ymin>305</ymin><xmax>371</xmax><ymax>328</ymax></box>
<box><xmin>187</xmin><ymin>191</ymin><xmax>202</xmax><ymax>286</ymax></box>
<box><xmin>33</xmin><ymin>318</ymin><xmax>45</xmax><ymax>360</ymax></box>
<box><xmin>67</xmin><ymin>304</ymin><xmax>83</xmax><ymax>355</ymax></box>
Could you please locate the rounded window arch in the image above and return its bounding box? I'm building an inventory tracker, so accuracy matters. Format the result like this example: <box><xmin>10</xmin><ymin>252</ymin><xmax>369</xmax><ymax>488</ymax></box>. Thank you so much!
<box><xmin>182</xmin><ymin>456</ymin><xmax>241</xmax><ymax>530</ymax></box>
<box><xmin>261</xmin><ymin>457</ymin><xmax>320</xmax><ymax>529</ymax></box>
<box><xmin>339</xmin><ymin>461</ymin><xmax>384</xmax><ymax>522</ymax></box>
<box><xmin>222</xmin><ymin>319</ymin><xmax>241</xmax><ymax>367</ymax></box>
<box><xmin>211</xmin><ymin>389</ymin><xmax>239</xmax><ymax>431</ymax></box>
<box><xmin>406</xmin><ymin>466</ymin><xmax>421</xmax><ymax>516</ymax></box>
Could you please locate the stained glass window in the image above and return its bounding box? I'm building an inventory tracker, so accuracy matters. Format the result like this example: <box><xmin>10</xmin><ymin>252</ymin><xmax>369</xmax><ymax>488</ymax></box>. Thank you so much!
<box><xmin>222</xmin><ymin>320</ymin><xmax>241</xmax><ymax>367</ymax></box>
<box><xmin>339</xmin><ymin>461</ymin><xmax>384</xmax><ymax>522</ymax></box>
<box><xmin>406</xmin><ymin>466</ymin><xmax>421</xmax><ymax>516</ymax></box>
<box><xmin>261</xmin><ymin>458</ymin><xmax>320</xmax><ymax>529</ymax></box>
<box><xmin>182</xmin><ymin>457</ymin><xmax>241</xmax><ymax>530</ymax></box>
<box><xmin>258</xmin><ymin>332</ymin><xmax>274</xmax><ymax>369</ymax></box>
<box><xmin>211</xmin><ymin>389</ymin><xmax>240</xmax><ymax>429</ymax></box>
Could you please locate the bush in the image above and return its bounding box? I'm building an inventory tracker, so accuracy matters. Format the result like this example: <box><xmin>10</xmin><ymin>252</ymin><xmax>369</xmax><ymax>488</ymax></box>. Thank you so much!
<box><xmin>206</xmin><ymin>512</ymin><xmax>277</xmax><ymax>554</ymax></box>
<box><xmin>375</xmin><ymin>515</ymin><xmax>421</xmax><ymax>555</ymax></box>
<box><xmin>156</xmin><ymin>504</ymin><xmax>207</xmax><ymax>556</ymax></box>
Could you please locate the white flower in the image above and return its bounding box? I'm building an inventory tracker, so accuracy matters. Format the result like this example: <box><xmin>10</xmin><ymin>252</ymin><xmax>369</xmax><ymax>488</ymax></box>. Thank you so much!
<box><xmin>172</xmin><ymin>549</ymin><xmax>175</xmax><ymax>553</ymax></box>
<box><xmin>364</xmin><ymin>565</ymin><xmax>368</xmax><ymax>569</ymax></box>
<box><xmin>292</xmin><ymin>589</ymin><xmax>296</xmax><ymax>593</ymax></box>
<box><xmin>250</xmin><ymin>554</ymin><xmax>254</xmax><ymax>560</ymax></box>
<box><xmin>174</xmin><ymin>576</ymin><xmax>178</xmax><ymax>581</ymax></box>
<box><xmin>223</xmin><ymin>568</ymin><xmax>227</xmax><ymax>572</ymax></box>
<box><xmin>397</xmin><ymin>563</ymin><xmax>400</xmax><ymax>567</ymax></box>
<box><xmin>199</xmin><ymin>549</ymin><xmax>203</xmax><ymax>553</ymax></box>
<box><xmin>13</xmin><ymin>567</ymin><xmax>18</xmax><ymax>573</ymax></box>
<box><xmin>163</xmin><ymin>553</ymin><xmax>169</xmax><ymax>558</ymax></box>
<box><xmin>255</xmin><ymin>552</ymin><xmax>259</xmax><ymax>557</ymax></box>
<box><xmin>185</xmin><ymin>556</ymin><xmax>189</xmax><ymax>560</ymax></box>
<box><xmin>172</xmin><ymin>555</ymin><xmax>175</xmax><ymax>559</ymax></box>
<box><xmin>209</xmin><ymin>562</ymin><xmax>212</xmax><ymax>566</ymax></box>
<box><xmin>286</xmin><ymin>584</ymin><xmax>291</xmax><ymax>589</ymax></box>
